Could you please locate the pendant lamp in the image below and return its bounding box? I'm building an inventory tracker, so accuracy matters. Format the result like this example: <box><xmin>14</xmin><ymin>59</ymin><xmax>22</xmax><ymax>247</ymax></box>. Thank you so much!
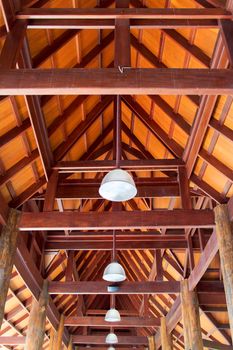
<box><xmin>105</xmin><ymin>332</ymin><xmax>118</xmax><ymax>344</ymax></box>
<box><xmin>103</xmin><ymin>230</ymin><xmax>126</xmax><ymax>283</ymax></box>
<box><xmin>99</xmin><ymin>96</ymin><xmax>137</xmax><ymax>202</ymax></box>
<box><xmin>108</xmin><ymin>347</ymin><xmax>115</xmax><ymax>350</ymax></box>
<box><xmin>105</xmin><ymin>307</ymin><xmax>121</xmax><ymax>322</ymax></box>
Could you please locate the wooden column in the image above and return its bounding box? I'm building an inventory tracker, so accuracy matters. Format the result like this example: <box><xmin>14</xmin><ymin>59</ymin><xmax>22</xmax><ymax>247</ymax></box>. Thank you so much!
<box><xmin>67</xmin><ymin>336</ymin><xmax>73</xmax><ymax>350</ymax></box>
<box><xmin>0</xmin><ymin>209</ymin><xmax>19</xmax><ymax>327</ymax></box>
<box><xmin>148</xmin><ymin>335</ymin><xmax>156</xmax><ymax>350</ymax></box>
<box><xmin>180</xmin><ymin>279</ymin><xmax>203</xmax><ymax>350</ymax></box>
<box><xmin>24</xmin><ymin>280</ymin><xmax>49</xmax><ymax>350</ymax></box>
<box><xmin>53</xmin><ymin>314</ymin><xmax>65</xmax><ymax>350</ymax></box>
<box><xmin>49</xmin><ymin>329</ymin><xmax>55</xmax><ymax>350</ymax></box>
<box><xmin>161</xmin><ymin>317</ymin><xmax>172</xmax><ymax>350</ymax></box>
<box><xmin>214</xmin><ymin>204</ymin><xmax>233</xmax><ymax>340</ymax></box>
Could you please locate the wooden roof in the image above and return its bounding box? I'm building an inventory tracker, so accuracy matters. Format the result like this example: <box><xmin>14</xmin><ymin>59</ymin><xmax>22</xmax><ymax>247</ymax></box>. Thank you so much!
<box><xmin>0</xmin><ymin>0</ymin><xmax>233</xmax><ymax>349</ymax></box>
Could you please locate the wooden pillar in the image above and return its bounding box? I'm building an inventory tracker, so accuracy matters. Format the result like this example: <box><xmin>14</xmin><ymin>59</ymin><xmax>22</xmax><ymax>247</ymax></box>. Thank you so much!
<box><xmin>214</xmin><ymin>204</ymin><xmax>233</xmax><ymax>340</ymax></box>
<box><xmin>53</xmin><ymin>314</ymin><xmax>65</xmax><ymax>350</ymax></box>
<box><xmin>24</xmin><ymin>280</ymin><xmax>49</xmax><ymax>350</ymax></box>
<box><xmin>180</xmin><ymin>279</ymin><xmax>203</xmax><ymax>350</ymax></box>
<box><xmin>161</xmin><ymin>317</ymin><xmax>172</xmax><ymax>350</ymax></box>
<box><xmin>49</xmin><ymin>329</ymin><xmax>55</xmax><ymax>350</ymax></box>
<box><xmin>67</xmin><ymin>336</ymin><xmax>73</xmax><ymax>350</ymax></box>
<box><xmin>0</xmin><ymin>209</ymin><xmax>19</xmax><ymax>327</ymax></box>
<box><xmin>148</xmin><ymin>335</ymin><xmax>156</xmax><ymax>350</ymax></box>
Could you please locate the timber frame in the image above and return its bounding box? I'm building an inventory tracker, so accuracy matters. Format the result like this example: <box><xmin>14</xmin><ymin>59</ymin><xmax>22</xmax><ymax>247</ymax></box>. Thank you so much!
<box><xmin>0</xmin><ymin>0</ymin><xmax>233</xmax><ymax>349</ymax></box>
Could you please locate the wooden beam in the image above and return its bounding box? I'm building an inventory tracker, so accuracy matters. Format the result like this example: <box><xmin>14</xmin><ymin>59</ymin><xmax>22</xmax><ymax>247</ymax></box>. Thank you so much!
<box><xmin>203</xmin><ymin>340</ymin><xmax>233</xmax><ymax>350</ymax></box>
<box><xmin>55</xmin><ymin>159</ymin><xmax>184</xmax><ymax>172</ymax></box>
<box><xmin>24</xmin><ymin>280</ymin><xmax>48</xmax><ymax>350</ymax></box>
<box><xmin>55</xmin><ymin>182</ymin><xmax>180</xmax><ymax>199</ymax></box>
<box><xmin>16</xmin><ymin>8</ymin><xmax>233</xmax><ymax>20</ymax></box>
<box><xmin>64</xmin><ymin>316</ymin><xmax>160</xmax><ymax>327</ymax></box>
<box><xmin>0</xmin><ymin>209</ymin><xmax>19</xmax><ymax>327</ymax></box>
<box><xmin>72</xmin><ymin>335</ymin><xmax>148</xmax><ymax>345</ymax></box>
<box><xmin>45</xmin><ymin>236</ymin><xmax>204</xmax><ymax>251</ymax></box>
<box><xmin>220</xmin><ymin>19</ymin><xmax>233</xmax><ymax>66</ymax></box>
<box><xmin>48</xmin><ymin>281</ymin><xmax>180</xmax><ymax>295</ymax></box>
<box><xmin>0</xmin><ymin>336</ymin><xmax>25</xmax><ymax>345</ymax></box>
<box><xmin>214</xmin><ymin>204</ymin><xmax>233</xmax><ymax>340</ymax></box>
<box><xmin>18</xmin><ymin>209</ymin><xmax>215</xmax><ymax>231</ymax></box>
<box><xmin>0</xmin><ymin>20</ymin><xmax>27</xmax><ymax>69</ymax></box>
<box><xmin>0</xmin><ymin>69</ymin><xmax>233</xmax><ymax>95</ymax></box>
<box><xmin>27</xmin><ymin>18</ymin><xmax>219</xmax><ymax>29</ymax></box>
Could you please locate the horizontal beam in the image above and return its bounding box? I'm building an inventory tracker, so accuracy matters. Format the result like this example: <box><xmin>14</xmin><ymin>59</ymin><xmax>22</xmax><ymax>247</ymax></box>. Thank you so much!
<box><xmin>0</xmin><ymin>69</ymin><xmax>233</xmax><ymax>95</ymax></box>
<box><xmin>56</xmin><ymin>183</ymin><xmax>179</xmax><ymax>199</ymax></box>
<box><xmin>54</xmin><ymin>159</ymin><xmax>184</xmax><ymax>172</ymax></box>
<box><xmin>203</xmin><ymin>339</ymin><xmax>233</xmax><ymax>350</ymax></box>
<box><xmin>27</xmin><ymin>18</ymin><xmax>219</xmax><ymax>29</ymax></box>
<box><xmin>0</xmin><ymin>337</ymin><xmax>25</xmax><ymax>345</ymax></box>
<box><xmin>48</xmin><ymin>281</ymin><xmax>180</xmax><ymax>295</ymax></box>
<box><xmin>72</xmin><ymin>335</ymin><xmax>148</xmax><ymax>345</ymax></box>
<box><xmin>64</xmin><ymin>316</ymin><xmax>160</xmax><ymax>327</ymax></box>
<box><xmin>16</xmin><ymin>8</ymin><xmax>232</xmax><ymax>19</ymax></box>
<box><xmin>18</xmin><ymin>210</ymin><xmax>215</xmax><ymax>231</ymax></box>
<box><xmin>45</xmin><ymin>234</ymin><xmax>206</xmax><ymax>251</ymax></box>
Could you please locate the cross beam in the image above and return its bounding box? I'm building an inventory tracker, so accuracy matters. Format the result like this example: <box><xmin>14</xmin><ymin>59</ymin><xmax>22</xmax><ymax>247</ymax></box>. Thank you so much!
<box><xmin>18</xmin><ymin>210</ymin><xmax>215</xmax><ymax>231</ymax></box>
<box><xmin>0</xmin><ymin>69</ymin><xmax>232</xmax><ymax>95</ymax></box>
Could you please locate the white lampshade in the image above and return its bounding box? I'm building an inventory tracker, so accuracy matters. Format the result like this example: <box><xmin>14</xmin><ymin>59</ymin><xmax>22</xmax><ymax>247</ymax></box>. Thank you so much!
<box><xmin>105</xmin><ymin>308</ymin><xmax>121</xmax><ymax>322</ymax></box>
<box><xmin>108</xmin><ymin>347</ymin><xmax>115</xmax><ymax>350</ymax></box>
<box><xmin>105</xmin><ymin>333</ymin><xmax>118</xmax><ymax>344</ymax></box>
<box><xmin>103</xmin><ymin>261</ymin><xmax>126</xmax><ymax>282</ymax></box>
<box><xmin>99</xmin><ymin>169</ymin><xmax>137</xmax><ymax>202</ymax></box>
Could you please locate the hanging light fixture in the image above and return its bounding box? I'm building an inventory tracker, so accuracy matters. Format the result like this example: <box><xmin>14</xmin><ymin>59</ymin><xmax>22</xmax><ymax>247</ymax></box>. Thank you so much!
<box><xmin>105</xmin><ymin>307</ymin><xmax>121</xmax><ymax>322</ymax></box>
<box><xmin>99</xmin><ymin>96</ymin><xmax>137</xmax><ymax>202</ymax></box>
<box><xmin>105</xmin><ymin>332</ymin><xmax>118</xmax><ymax>344</ymax></box>
<box><xmin>108</xmin><ymin>347</ymin><xmax>115</xmax><ymax>350</ymax></box>
<box><xmin>103</xmin><ymin>230</ymin><xmax>126</xmax><ymax>282</ymax></box>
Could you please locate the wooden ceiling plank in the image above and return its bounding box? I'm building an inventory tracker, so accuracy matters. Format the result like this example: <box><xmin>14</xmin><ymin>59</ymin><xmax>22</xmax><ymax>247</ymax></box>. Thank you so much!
<box><xmin>54</xmin><ymin>95</ymin><xmax>113</xmax><ymax>161</ymax></box>
<box><xmin>209</xmin><ymin>118</ymin><xmax>233</xmax><ymax>143</ymax></box>
<box><xmin>122</xmin><ymin>95</ymin><xmax>183</xmax><ymax>158</ymax></box>
<box><xmin>191</xmin><ymin>174</ymin><xmax>226</xmax><ymax>204</ymax></box>
<box><xmin>199</xmin><ymin>149</ymin><xmax>233</xmax><ymax>183</ymax></box>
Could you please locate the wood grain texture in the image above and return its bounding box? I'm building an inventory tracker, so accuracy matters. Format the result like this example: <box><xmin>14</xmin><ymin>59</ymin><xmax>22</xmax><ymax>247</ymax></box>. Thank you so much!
<box><xmin>161</xmin><ymin>317</ymin><xmax>173</xmax><ymax>350</ymax></box>
<box><xmin>0</xmin><ymin>209</ymin><xmax>20</xmax><ymax>327</ymax></box>
<box><xmin>180</xmin><ymin>279</ymin><xmax>203</xmax><ymax>350</ymax></box>
<box><xmin>24</xmin><ymin>280</ymin><xmax>49</xmax><ymax>350</ymax></box>
<box><xmin>214</xmin><ymin>204</ymin><xmax>233</xmax><ymax>340</ymax></box>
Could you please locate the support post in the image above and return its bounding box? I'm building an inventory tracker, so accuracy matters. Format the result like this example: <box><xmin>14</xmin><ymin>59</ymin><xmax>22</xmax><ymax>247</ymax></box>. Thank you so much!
<box><xmin>0</xmin><ymin>209</ymin><xmax>19</xmax><ymax>327</ymax></box>
<box><xmin>148</xmin><ymin>335</ymin><xmax>156</xmax><ymax>350</ymax></box>
<box><xmin>161</xmin><ymin>317</ymin><xmax>173</xmax><ymax>350</ymax></box>
<box><xmin>53</xmin><ymin>314</ymin><xmax>65</xmax><ymax>350</ymax></box>
<box><xmin>24</xmin><ymin>280</ymin><xmax>49</xmax><ymax>350</ymax></box>
<box><xmin>214</xmin><ymin>204</ymin><xmax>233</xmax><ymax>340</ymax></box>
<box><xmin>180</xmin><ymin>279</ymin><xmax>203</xmax><ymax>350</ymax></box>
<box><xmin>68</xmin><ymin>336</ymin><xmax>73</xmax><ymax>350</ymax></box>
<box><xmin>49</xmin><ymin>329</ymin><xmax>55</xmax><ymax>350</ymax></box>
